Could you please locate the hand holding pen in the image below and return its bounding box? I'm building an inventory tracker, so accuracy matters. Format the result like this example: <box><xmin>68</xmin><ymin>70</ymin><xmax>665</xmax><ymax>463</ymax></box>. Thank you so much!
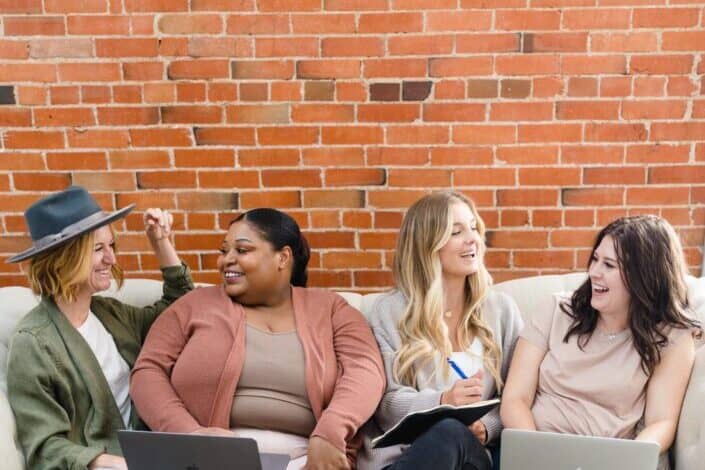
<box><xmin>440</xmin><ymin>363</ymin><xmax>484</xmax><ymax>407</ymax></box>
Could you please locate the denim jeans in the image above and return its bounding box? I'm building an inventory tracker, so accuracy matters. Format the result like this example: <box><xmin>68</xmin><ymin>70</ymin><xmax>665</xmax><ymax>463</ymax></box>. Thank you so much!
<box><xmin>384</xmin><ymin>418</ymin><xmax>492</xmax><ymax>470</ymax></box>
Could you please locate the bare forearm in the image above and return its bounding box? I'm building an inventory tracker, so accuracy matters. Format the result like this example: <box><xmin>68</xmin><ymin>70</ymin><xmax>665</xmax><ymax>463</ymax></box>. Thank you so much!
<box><xmin>635</xmin><ymin>420</ymin><xmax>674</xmax><ymax>453</ymax></box>
<box><xmin>150</xmin><ymin>238</ymin><xmax>180</xmax><ymax>268</ymax></box>
<box><xmin>500</xmin><ymin>398</ymin><xmax>537</xmax><ymax>431</ymax></box>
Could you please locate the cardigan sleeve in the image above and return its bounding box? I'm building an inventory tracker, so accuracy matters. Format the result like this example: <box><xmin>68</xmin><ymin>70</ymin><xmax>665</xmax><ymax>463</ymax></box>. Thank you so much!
<box><xmin>130</xmin><ymin>300</ymin><xmax>202</xmax><ymax>433</ymax></box>
<box><xmin>310</xmin><ymin>295</ymin><xmax>386</xmax><ymax>453</ymax></box>
<box><xmin>7</xmin><ymin>331</ymin><xmax>104</xmax><ymax>470</ymax></box>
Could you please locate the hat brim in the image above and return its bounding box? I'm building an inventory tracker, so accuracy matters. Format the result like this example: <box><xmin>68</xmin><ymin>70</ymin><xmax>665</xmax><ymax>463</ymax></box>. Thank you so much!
<box><xmin>7</xmin><ymin>204</ymin><xmax>136</xmax><ymax>263</ymax></box>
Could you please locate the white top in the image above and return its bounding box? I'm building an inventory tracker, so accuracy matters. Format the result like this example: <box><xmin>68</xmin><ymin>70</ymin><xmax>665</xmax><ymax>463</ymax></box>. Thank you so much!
<box><xmin>434</xmin><ymin>337</ymin><xmax>484</xmax><ymax>390</ymax></box>
<box><xmin>76</xmin><ymin>312</ymin><xmax>132</xmax><ymax>428</ymax></box>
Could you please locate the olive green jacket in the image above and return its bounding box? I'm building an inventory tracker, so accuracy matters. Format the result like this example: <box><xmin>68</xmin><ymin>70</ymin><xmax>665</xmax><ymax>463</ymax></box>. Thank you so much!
<box><xmin>7</xmin><ymin>264</ymin><xmax>193</xmax><ymax>470</ymax></box>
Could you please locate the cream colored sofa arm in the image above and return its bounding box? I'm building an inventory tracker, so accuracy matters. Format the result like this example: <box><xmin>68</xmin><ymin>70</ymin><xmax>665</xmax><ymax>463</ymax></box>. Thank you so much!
<box><xmin>674</xmin><ymin>345</ymin><xmax>705</xmax><ymax>470</ymax></box>
<box><xmin>0</xmin><ymin>390</ymin><xmax>24</xmax><ymax>470</ymax></box>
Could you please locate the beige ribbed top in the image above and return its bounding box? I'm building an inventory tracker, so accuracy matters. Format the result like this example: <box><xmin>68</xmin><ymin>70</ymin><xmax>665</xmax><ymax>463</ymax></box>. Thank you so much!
<box><xmin>230</xmin><ymin>324</ymin><xmax>316</xmax><ymax>437</ymax></box>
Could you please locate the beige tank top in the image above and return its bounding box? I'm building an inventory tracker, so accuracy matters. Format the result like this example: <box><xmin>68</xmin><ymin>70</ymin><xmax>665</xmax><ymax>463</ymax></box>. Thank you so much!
<box><xmin>230</xmin><ymin>324</ymin><xmax>316</xmax><ymax>437</ymax></box>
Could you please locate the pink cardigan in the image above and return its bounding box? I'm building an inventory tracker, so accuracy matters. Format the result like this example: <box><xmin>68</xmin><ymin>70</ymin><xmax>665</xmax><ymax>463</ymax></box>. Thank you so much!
<box><xmin>130</xmin><ymin>285</ymin><xmax>385</xmax><ymax>461</ymax></box>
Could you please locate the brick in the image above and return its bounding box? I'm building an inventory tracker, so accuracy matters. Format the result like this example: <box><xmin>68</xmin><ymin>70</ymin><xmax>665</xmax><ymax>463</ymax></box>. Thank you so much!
<box><xmin>491</xmin><ymin>102</ymin><xmax>554</xmax><ymax>121</ymax></box>
<box><xmin>358</xmin><ymin>103</ymin><xmax>421</xmax><ymax>122</ymax></box>
<box><xmin>325</xmin><ymin>168</ymin><xmax>385</xmax><ymax>186</ymax></box>
<box><xmin>562</xmin><ymin>188</ymin><xmax>623</xmax><ymax>206</ymax></box>
<box><xmin>178</xmin><ymin>191</ymin><xmax>239</xmax><ymax>211</ymax></box>
<box><xmin>387</xmin><ymin>125</ymin><xmax>450</xmax><ymax>144</ymax></box>
<box><xmin>0</xmin><ymin>40</ymin><xmax>29</xmax><ymax>60</ymax></box>
<box><xmin>226</xmin><ymin>104</ymin><xmax>288</xmax><ymax>124</ymax></box>
<box><xmin>0</xmin><ymin>0</ymin><xmax>41</xmax><ymax>13</ymax></box>
<box><xmin>304</xmin><ymin>147</ymin><xmax>364</xmax><ymax>166</ymax></box>
<box><xmin>124</xmin><ymin>0</ymin><xmax>188</xmax><ymax>11</ymax></box>
<box><xmin>198</xmin><ymin>170</ymin><xmax>259</xmax><ymax>189</ymax></box>
<box><xmin>522</xmin><ymin>33</ymin><xmax>587</xmax><ymax>52</ymax></box>
<box><xmin>96</xmin><ymin>38</ymin><xmax>158</xmax><ymax>57</ymax></box>
<box><xmin>292</xmin><ymin>104</ymin><xmax>355</xmax><ymax>122</ymax></box>
<box><xmin>393</xmin><ymin>0</ymin><xmax>455</xmax><ymax>8</ymax></box>
<box><xmin>188</xmin><ymin>38</ymin><xmax>252</xmax><ymax>58</ymax></box>
<box><xmin>388</xmin><ymin>35</ymin><xmax>454</xmax><ymax>56</ymax></box>
<box><xmin>649</xmin><ymin>165</ymin><xmax>705</xmax><ymax>184</ymax></box>
<box><xmin>514</xmin><ymin>250</ymin><xmax>574</xmax><ymax>269</ymax></box>
<box><xmin>168</xmin><ymin>60</ymin><xmax>229</xmax><ymax>79</ymax></box>
<box><xmin>486</xmin><ymin>230</ymin><xmax>549</xmax><ymax>249</ymax></box>
<box><xmin>551</xmin><ymin>230</ymin><xmax>598</xmax><ymax>248</ymax></box>
<box><xmin>562</xmin><ymin>145</ymin><xmax>624</xmax><ymax>164</ymax></box>
<box><xmin>191</xmin><ymin>0</ymin><xmax>255</xmax><ymax>10</ymax></box>
<box><xmin>292</xmin><ymin>13</ymin><xmax>355</xmax><ymax>33</ymax></box>
<box><xmin>67</xmin><ymin>129</ymin><xmax>129</xmax><ymax>148</ymax></box>
<box><xmin>0</xmin><ymin>109</ymin><xmax>30</xmax><ymax>127</ymax></box>
<box><xmin>137</xmin><ymin>171</ymin><xmax>196</xmax><ymax>189</ymax></box>
<box><xmin>111</xmin><ymin>85</ymin><xmax>142</xmax><ymax>103</ymax></box>
<box><xmin>241</xmin><ymin>148</ymin><xmax>300</xmax><ymax>166</ymax></box>
<box><xmin>456</xmin><ymin>33</ymin><xmax>520</xmax><ymax>53</ymax></box>
<box><xmin>4</xmin><ymin>16</ymin><xmax>65</xmax><ymax>36</ymax></box>
<box><xmin>258</xmin><ymin>126</ymin><xmax>319</xmax><ymax>145</ymax></box>
<box><xmin>259</xmin><ymin>0</ymin><xmax>319</xmax><ymax>11</ymax></box>
<box><xmin>454</xmin><ymin>125</ymin><xmax>515</xmax><ymax>145</ymax></box>
<box><xmin>633</xmin><ymin>7</ymin><xmax>699</xmax><ymax>27</ymax></box>
<box><xmin>563</xmin><ymin>9</ymin><xmax>630</xmax><ymax>29</ymax></box>
<box><xmin>81</xmin><ymin>86</ymin><xmax>110</xmax><ymax>104</ymax></box>
<box><xmin>496</xmin><ymin>55</ymin><xmax>559</xmax><ymax>75</ymax></box>
<box><xmin>562</xmin><ymin>55</ymin><xmax>626</xmax><ymax>74</ymax></box>
<box><xmin>227</xmin><ymin>13</ymin><xmax>289</xmax><ymax>34</ymax></box>
<box><xmin>129</xmin><ymin>128</ymin><xmax>193</xmax><ymax>147</ymax></box>
<box><xmin>435</xmin><ymin>80</ymin><xmax>464</xmax><ymax>99</ymax></box>
<box><xmin>0</xmin><ymin>63</ymin><xmax>56</xmax><ymax>83</ymax></box>
<box><xmin>627</xmin><ymin>187</ymin><xmax>689</xmax><ymax>205</ymax></box>
<box><xmin>585</xmin><ymin>123</ymin><xmax>647</xmax><ymax>142</ymax></box>
<box><xmin>424</xmin><ymin>103</ymin><xmax>485</xmax><ymax>122</ymax></box>
<box><xmin>110</xmin><ymin>150</ymin><xmax>170</xmax><ymax>169</ymax></box>
<box><xmin>366</xmin><ymin>59</ymin><xmax>427</xmax><ymax>78</ymax></box>
<box><xmin>426</xmin><ymin>11</ymin><xmax>491</xmax><ymax>31</ymax></box>
<box><xmin>663</xmin><ymin>32</ymin><xmax>705</xmax><ymax>52</ymax></box>
<box><xmin>496</xmin><ymin>10</ymin><xmax>561</xmax><ymax>30</ymax></box>
<box><xmin>633</xmin><ymin>76</ymin><xmax>665</xmax><ymax>97</ymax></box>
<box><xmin>591</xmin><ymin>32</ymin><xmax>657</xmax><ymax>53</ymax></box>
<box><xmin>175</xmin><ymin>148</ymin><xmax>235</xmax><ymax>167</ymax></box>
<box><xmin>256</xmin><ymin>37</ymin><xmax>318</xmax><ymax>58</ymax></box>
<box><xmin>532</xmin><ymin>77</ymin><xmax>564</xmax><ymax>97</ymax></box>
<box><xmin>262</xmin><ymin>169</ymin><xmax>320</xmax><ymax>188</ymax></box>
<box><xmin>322</xmin><ymin>126</ymin><xmax>383</xmax><ymax>145</ymax></box>
<box><xmin>35</xmin><ymin>107</ymin><xmax>95</xmax><ymax>127</ymax></box>
<box><xmin>29</xmin><ymin>39</ymin><xmax>93</xmax><ymax>59</ymax></box>
<box><xmin>519</xmin><ymin>167</ymin><xmax>579</xmax><ymax>185</ymax></box>
<box><xmin>323</xmin><ymin>37</ymin><xmax>384</xmax><ymax>57</ymax></box>
<box><xmin>0</xmin><ymin>152</ymin><xmax>44</xmax><ymax>171</ymax></box>
<box><xmin>46</xmin><ymin>151</ymin><xmax>106</xmax><ymax>171</ymax></box>
<box><xmin>44</xmin><ymin>0</ymin><xmax>106</xmax><ymax>12</ymax></box>
<box><xmin>73</xmin><ymin>172</ymin><xmax>136</xmax><ymax>191</ymax></box>
<box><xmin>239</xmin><ymin>83</ymin><xmax>268</xmax><ymax>101</ymax></box>
<box><xmin>194</xmin><ymin>127</ymin><xmax>255</xmax><ymax>146</ymax></box>
<box><xmin>49</xmin><ymin>86</ymin><xmax>79</xmax><ymax>105</ymax></box>
<box><xmin>498</xmin><ymin>189</ymin><xmax>558</xmax><ymax>207</ymax></box>
<box><xmin>297</xmin><ymin>60</ymin><xmax>360</xmax><ymax>79</ymax></box>
<box><xmin>304</xmin><ymin>81</ymin><xmax>335</xmax><ymax>101</ymax></box>
<box><xmin>564</xmin><ymin>209</ymin><xmax>595</xmax><ymax>228</ymax></box>
<box><xmin>667</xmin><ymin>76</ymin><xmax>698</xmax><ymax>96</ymax></box>
<box><xmin>389</xmin><ymin>168</ymin><xmax>451</xmax><ymax>187</ymax></box>
<box><xmin>240</xmin><ymin>190</ymin><xmax>299</xmax><ymax>209</ymax></box>
<box><xmin>13</xmin><ymin>172</ymin><xmax>68</xmax><ymax>191</ymax></box>
<box><xmin>402</xmin><ymin>81</ymin><xmax>432</xmax><ymax>101</ymax></box>
<box><xmin>271</xmin><ymin>81</ymin><xmax>303</xmax><ymax>101</ymax></box>
<box><xmin>600</xmin><ymin>76</ymin><xmax>632</xmax><ymax>97</ymax></box>
<box><xmin>496</xmin><ymin>146</ymin><xmax>558</xmax><ymax>165</ymax></box>
<box><xmin>59</xmin><ymin>63</ymin><xmax>121</xmax><ymax>82</ymax></box>
<box><xmin>158</xmin><ymin>37</ymin><xmax>188</xmax><ymax>56</ymax></box>
<box><xmin>518</xmin><ymin>124</ymin><xmax>581</xmax><ymax>143</ymax></box>
<box><xmin>429</xmin><ymin>57</ymin><xmax>492</xmax><ymax>77</ymax></box>
<box><xmin>501</xmin><ymin>210</ymin><xmax>529</xmax><ymax>227</ymax></box>
<box><xmin>368</xmin><ymin>146</ymin><xmax>429</xmax><ymax>165</ymax></box>
<box><xmin>306</xmin><ymin>231</ymin><xmax>356</xmax><ymax>249</ymax></box>
<box><xmin>369</xmin><ymin>83</ymin><xmax>400</xmax><ymax>102</ymax></box>
<box><xmin>556</xmin><ymin>101</ymin><xmax>619</xmax><ymax>120</ymax></box>
<box><xmin>159</xmin><ymin>14</ymin><xmax>222</xmax><ymax>34</ymax></box>
<box><xmin>567</xmin><ymin>77</ymin><xmax>597</xmax><ymax>97</ymax></box>
<box><xmin>162</xmin><ymin>105</ymin><xmax>222</xmax><ymax>124</ymax></box>
<box><xmin>621</xmin><ymin>100</ymin><xmax>687</xmax><ymax>119</ymax></box>
<box><xmin>583</xmin><ymin>167</ymin><xmax>645</xmax><ymax>185</ymax></box>
<box><xmin>630</xmin><ymin>55</ymin><xmax>693</xmax><ymax>75</ymax></box>
<box><xmin>455</xmin><ymin>168</ymin><xmax>515</xmax><ymax>186</ymax></box>
<box><xmin>358</xmin><ymin>12</ymin><xmax>422</xmax><ymax>32</ymax></box>
<box><xmin>67</xmin><ymin>15</ymin><xmax>128</xmax><ymax>35</ymax></box>
<box><xmin>626</xmin><ymin>144</ymin><xmax>689</xmax><ymax>164</ymax></box>
<box><xmin>97</xmin><ymin>107</ymin><xmax>159</xmax><ymax>125</ymax></box>
<box><xmin>4</xmin><ymin>131</ymin><xmax>64</xmax><ymax>149</ymax></box>
<box><xmin>326</xmin><ymin>0</ymin><xmax>388</xmax><ymax>10</ymax></box>
<box><xmin>322</xmin><ymin>251</ymin><xmax>382</xmax><ymax>269</ymax></box>
<box><xmin>336</xmin><ymin>82</ymin><xmax>365</xmax><ymax>101</ymax></box>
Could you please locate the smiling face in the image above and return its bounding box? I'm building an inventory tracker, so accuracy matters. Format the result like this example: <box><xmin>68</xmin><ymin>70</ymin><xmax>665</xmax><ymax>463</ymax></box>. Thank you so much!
<box><xmin>217</xmin><ymin>220</ymin><xmax>290</xmax><ymax>304</ymax></box>
<box><xmin>83</xmin><ymin>225</ymin><xmax>116</xmax><ymax>295</ymax></box>
<box><xmin>438</xmin><ymin>201</ymin><xmax>483</xmax><ymax>281</ymax></box>
<box><xmin>588</xmin><ymin>235</ymin><xmax>631</xmax><ymax>317</ymax></box>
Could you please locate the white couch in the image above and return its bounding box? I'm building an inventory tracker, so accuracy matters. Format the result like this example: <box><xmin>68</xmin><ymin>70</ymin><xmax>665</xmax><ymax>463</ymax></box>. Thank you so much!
<box><xmin>0</xmin><ymin>273</ymin><xmax>703</xmax><ymax>470</ymax></box>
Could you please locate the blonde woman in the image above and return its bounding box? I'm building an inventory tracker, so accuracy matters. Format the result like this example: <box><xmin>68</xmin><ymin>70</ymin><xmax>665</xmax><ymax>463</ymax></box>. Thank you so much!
<box><xmin>358</xmin><ymin>191</ymin><xmax>524</xmax><ymax>470</ymax></box>
<box><xmin>6</xmin><ymin>186</ymin><xmax>193</xmax><ymax>470</ymax></box>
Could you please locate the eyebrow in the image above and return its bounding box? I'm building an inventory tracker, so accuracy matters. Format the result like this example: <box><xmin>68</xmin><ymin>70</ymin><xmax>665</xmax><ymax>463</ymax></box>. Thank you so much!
<box><xmin>594</xmin><ymin>252</ymin><xmax>617</xmax><ymax>263</ymax></box>
<box><xmin>235</xmin><ymin>237</ymin><xmax>253</xmax><ymax>242</ymax></box>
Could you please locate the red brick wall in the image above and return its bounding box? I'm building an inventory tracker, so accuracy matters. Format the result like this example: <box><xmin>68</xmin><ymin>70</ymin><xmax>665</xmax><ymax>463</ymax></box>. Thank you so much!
<box><xmin>1</xmin><ymin>1</ymin><xmax>703</xmax><ymax>290</ymax></box>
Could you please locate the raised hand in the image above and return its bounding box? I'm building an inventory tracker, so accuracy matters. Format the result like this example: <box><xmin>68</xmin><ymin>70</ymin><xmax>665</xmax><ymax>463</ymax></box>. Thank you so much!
<box><xmin>441</xmin><ymin>369</ymin><xmax>484</xmax><ymax>406</ymax></box>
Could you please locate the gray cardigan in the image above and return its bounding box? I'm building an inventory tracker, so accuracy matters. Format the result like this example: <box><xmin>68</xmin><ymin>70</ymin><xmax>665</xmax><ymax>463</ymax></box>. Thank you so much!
<box><xmin>357</xmin><ymin>288</ymin><xmax>524</xmax><ymax>470</ymax></box>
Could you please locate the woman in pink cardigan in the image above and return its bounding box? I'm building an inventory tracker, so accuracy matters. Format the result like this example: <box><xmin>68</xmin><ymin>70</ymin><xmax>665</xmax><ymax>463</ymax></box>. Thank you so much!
<box><xmin>130</xmin><ymin>208</ymin><xmax>385</xmax><ymax>469</ymax></box>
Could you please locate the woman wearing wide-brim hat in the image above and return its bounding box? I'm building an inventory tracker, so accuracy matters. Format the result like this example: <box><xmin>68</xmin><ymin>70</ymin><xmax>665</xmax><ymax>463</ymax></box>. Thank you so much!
<box><xmin>5</xmin><ymin>186</ymin><xmax>194</xmax><ymax>470</ymax></box>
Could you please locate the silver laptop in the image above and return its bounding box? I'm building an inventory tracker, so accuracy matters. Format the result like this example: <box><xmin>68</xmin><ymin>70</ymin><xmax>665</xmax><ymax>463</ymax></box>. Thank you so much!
<box><xmin>501</xmin><ymin>429</ymin><xmax>660</xmax><ymax>470</ymax></box>
<box><xmin>118</xmin><ymin>430</ymin><xmax>290</xmax><ymax>470</ymax></box>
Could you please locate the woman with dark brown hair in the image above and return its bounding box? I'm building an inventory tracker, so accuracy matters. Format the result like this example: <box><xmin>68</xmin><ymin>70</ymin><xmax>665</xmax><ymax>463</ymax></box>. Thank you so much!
<box><xmin>501</xmin><ymin>215</ymin><xmax>702</xmax><ymax>456</ymax></box>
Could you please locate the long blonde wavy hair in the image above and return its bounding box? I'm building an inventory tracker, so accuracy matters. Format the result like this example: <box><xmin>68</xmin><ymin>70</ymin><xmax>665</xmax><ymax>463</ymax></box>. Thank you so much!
<box><xmin>392</xmin><ymin>191</ymin><xmax>503</xmax><ymax>390</ymax></box>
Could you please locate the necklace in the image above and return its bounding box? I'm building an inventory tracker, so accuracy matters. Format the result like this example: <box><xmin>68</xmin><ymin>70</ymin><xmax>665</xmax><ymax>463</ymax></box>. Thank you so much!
<box><xmin>444</xmin><ymin>311</ymin><xmax>452</xmax><ymax>318</ymax></box>
<box><xmin>597</xmin><ymin>327</ymin><xmax>626</xmax><ymax>341</ymax></box>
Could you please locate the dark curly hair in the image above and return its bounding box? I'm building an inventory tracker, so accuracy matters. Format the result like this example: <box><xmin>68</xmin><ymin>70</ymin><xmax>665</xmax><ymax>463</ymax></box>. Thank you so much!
<box><xmin>562</xmin><ymin>215</ymin><xmax>702</xmax><ymax>376</ymax></box>
<box><xmin>231</xmin><ymin>208</ymin><xmax>310</xmax><ymax>287</ymax></box>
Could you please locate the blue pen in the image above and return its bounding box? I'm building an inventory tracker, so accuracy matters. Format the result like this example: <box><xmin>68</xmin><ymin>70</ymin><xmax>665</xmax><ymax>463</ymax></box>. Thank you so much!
<box><xmin>447</xmin><ymin>358</ymin><xmax>468</xmax><ymax>379</ymax></box>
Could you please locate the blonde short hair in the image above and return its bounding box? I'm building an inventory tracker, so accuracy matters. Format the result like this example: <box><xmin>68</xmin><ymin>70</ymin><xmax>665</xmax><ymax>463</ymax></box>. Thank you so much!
<box><xmin>28</xmin><ymin>226</ymin><xmax>124</xmax><ymax>303</ymax></box>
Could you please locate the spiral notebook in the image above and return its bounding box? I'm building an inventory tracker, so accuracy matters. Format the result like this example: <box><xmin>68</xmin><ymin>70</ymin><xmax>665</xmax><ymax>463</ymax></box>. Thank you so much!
<box><xmin>372</xmin><ymin>398</ymin><xmax>500</xmax><ymax>448</ymax></box>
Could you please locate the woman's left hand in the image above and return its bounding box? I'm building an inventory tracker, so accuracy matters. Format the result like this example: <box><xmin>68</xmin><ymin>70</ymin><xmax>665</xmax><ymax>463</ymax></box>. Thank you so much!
<box><xmin>469</xmin><ymin>420</ymin><xmax>488</xmax><ymax>445</ymax></box>
<box><xmin>144</xmin><ymin>208</ymin><xmax>173</xmax><ymax>244</ymax></box>
<box><xmin>303</xmin><ymin>436</ymin><xmax>350</xmax><ymax>470</ymax></box>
